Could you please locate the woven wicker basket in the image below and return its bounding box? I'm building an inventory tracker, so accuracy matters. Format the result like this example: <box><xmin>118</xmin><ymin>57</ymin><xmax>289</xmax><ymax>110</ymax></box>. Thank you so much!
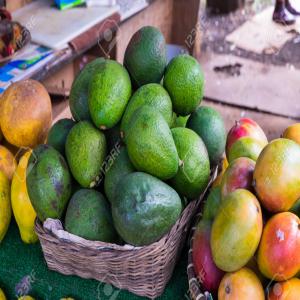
<box><xmin>35</xmin><ymin>169</ymin><xmax>217</xmax><ymax>299</ymax></box>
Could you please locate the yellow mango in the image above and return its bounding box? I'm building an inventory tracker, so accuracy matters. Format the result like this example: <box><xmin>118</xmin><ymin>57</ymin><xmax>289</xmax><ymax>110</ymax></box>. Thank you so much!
<box><xmin>11</xmin><ymin>151</ymin><xmax>38</xmax><ymax>244</ymax></box>
<box><xmin>0</xmin><ymin>171</ymin><xmax>11</xmax><ymax>242</ymax></box>
<box><xmin>0</xmin><ymin>288</ymin><xmax>6</xmax><ymax>300</ymax></box>
<box><xmin>0</xmin><ymin>80</ymin><xmax>52</xmax><ymax>148</ymax></box>
<box><xmin>0</xmin><ymin>145</ymin><xmax>17</xmax><ymax>181</ymax></box>
<box><xmin>283</xmin><ymin>123</ymin><xmax>300</xmax><ymax>145</ymax></box>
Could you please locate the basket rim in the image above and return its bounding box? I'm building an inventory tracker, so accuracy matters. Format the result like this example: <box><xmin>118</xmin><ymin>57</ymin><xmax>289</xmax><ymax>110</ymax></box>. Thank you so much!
<box><xmin>35</xmin><ymin>167</ymin><xmax>218</xmax><ymax>253</ymax></box>
<box><xmin>35</xmin><ymin>194</ymin><xmax>199</xmax><ymax>252</ymax></box>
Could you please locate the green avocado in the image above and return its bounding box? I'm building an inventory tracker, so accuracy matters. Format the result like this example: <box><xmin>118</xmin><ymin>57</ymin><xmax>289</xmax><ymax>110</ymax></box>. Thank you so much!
<box><xmin>112</xmin><ymin>172</ymin><xmax>182</xmax><ymax>246</ymax></box>
<box><xmin>126</xmin><ymin>106</ymin><xmax>179</xmax><ymax>180</ymax></box>
<box><xmin>104</xmin><ymin>147</ymin><xmax>135</xmax><ymax>203</ymax></box>
<box><xmin>202</xmin><ymin>186</ymin><xmax>222</xmax><ymax>221</ymax></box>
<box><xmin>47</xmin><ymin>118</ymin><xmax>76</xmax><ymax>156</ymax></box>
<box><xmin>69</xmin><ymin>58</ymin><xmax>105</xmax><ymax>121</ymax></box>
<box><xmin>120</xmin><ymin>83</ymin><xmax>173</xmax><ymax>135</ymax></box>
<box><xmin>187</xmin><ymin>106</ymin><xmax>226</xmax><ymax>165</ymax></box>
<box><xmin>65</xmin><ymin>189</ymin><xmax>118</xmax><ymax>242</ymax></box>
<box><xmin>170</xmin><ymin>127</ymin><xmax>210</xmax><ymax>199</ymax></box>
<box><xmin>26</xmin><ymin>144</ymin><xmax>72</xmax><ymax>221</ymax></box>
<box><xmin>104</xmin><ymin>123</ymin><xmax>123</xmax><ymax>153</ymax></box>
<box><xmin>124</xmin><ymin>26</ymin><xmax>167</xmax><ymax>87</ymax></box>
<box><xmin>65</xmin><ymin>121</ymin><xmax>107</xmax><ymax>188</ymax></box>
<box><xmin>164</xmin><ymin>54</ymin><xmax>204</xmax><ymax>116</ymax></box>
<box><xmin>88</xmin><ymin>59</ymin><xmax>132</xmax><ymax>130</ymax></box>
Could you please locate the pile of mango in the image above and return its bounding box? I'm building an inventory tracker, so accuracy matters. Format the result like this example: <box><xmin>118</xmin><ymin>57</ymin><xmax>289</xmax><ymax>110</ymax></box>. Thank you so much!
<box><xmin>193</xmin><ymin>118</ymin><xmax>300</xmax><ymax>299</ymax></box>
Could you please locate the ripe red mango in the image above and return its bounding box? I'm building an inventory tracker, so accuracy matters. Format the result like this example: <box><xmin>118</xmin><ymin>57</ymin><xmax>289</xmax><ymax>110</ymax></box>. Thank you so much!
<box><xmin>226</xmin><ymin>118</ymin><xmax>268</xmax><ymax>156</ymax></box>
<box><xmin>268</xmin><ymin>278</ymin><xmax>300</xmax><ymax>300</ymax></box>
<box><xmin>221</xmin><ymin>157</ymin><xmax>255</xmax><ymax>199</ymax></box>
<box><xmin>192</xmin><ymin>219</ymin><xmax>224</xmax><ymax>294</ymax></box>
<box><xmin>254</xmin><ymin>138</ymin><xmax>300</xmax><ymax>212</ymax></box>
<box><xmin>258</xmin><ymin>212</ymin><xmax>300</xmax><ymax>281</ymax></box>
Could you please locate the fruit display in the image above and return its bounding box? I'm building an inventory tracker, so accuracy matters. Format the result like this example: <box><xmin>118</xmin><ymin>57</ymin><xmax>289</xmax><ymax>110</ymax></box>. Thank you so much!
<box><xmin>0</xmin><ymin>25</ymin><xmax>222</xmax><ymax>253</ymax></box>
<box><xmin>8</xmin><ymin>23</ymin><xmax>300</xmax><ymax>300</ymax></box>
<box><xmin>192</xmin><ymin>117</ymin><xmax>300</xmax><ymax>299</ymax></box>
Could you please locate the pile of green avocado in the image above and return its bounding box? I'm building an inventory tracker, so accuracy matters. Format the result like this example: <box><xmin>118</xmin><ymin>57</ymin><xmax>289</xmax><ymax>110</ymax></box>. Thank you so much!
<box><xmin>26</xmin><ymin>26</ymin><xmax>226</xmax><ymax>247</ymax></box>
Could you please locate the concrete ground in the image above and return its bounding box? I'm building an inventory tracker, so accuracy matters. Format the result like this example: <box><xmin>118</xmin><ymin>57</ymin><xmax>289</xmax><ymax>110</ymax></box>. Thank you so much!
<box><xmin>198</xmin><ymin>0</ymin><xmax>300</xmax><ymax>127</ymax></box>
<box><xmin>200</xmin><ymin>0</ymin><xmax>300</xmax><ymax>68</ymax></box>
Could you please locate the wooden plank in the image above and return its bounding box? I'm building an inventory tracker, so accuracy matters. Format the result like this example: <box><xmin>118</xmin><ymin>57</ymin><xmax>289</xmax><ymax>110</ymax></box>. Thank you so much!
<box><xmin>171</xmin><ymin>0</ymin><xmax>201</xmax><ymax>55</ymax></box>
<box><xmin>200</xmin><ymin>53</ymin><xmax>300</xmax><ymax>119</ymax></box>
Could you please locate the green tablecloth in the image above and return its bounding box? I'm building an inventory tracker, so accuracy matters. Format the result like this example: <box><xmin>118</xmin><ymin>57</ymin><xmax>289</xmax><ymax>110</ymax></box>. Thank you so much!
<box><xmin>0</xmin><ymin>221</ymin><xmax>189</xmax><ymax>300</ymax></box>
